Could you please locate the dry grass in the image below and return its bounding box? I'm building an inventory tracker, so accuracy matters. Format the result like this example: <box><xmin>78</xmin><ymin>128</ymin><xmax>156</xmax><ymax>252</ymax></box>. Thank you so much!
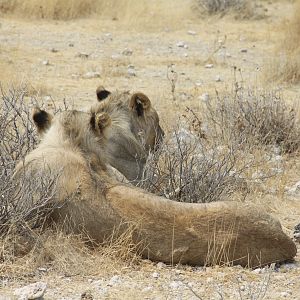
<box><xmin>0</xmin><ymin>0</ymin><xmax>195</xmax><ymax>27</ymax></box>
<box><xmin>263</xmin><ymin>1</ymin><xmax>300</xmax><ymax>84</ymax></box>
<box><xmin>139</xmin><ymin>84</ymin><xmax>300</xmax><ymax>203</ymax></box>
<box><xmin>196</xmin><ymin>0</ymin><xmax>260</xmax><ymax>19</ymax></box>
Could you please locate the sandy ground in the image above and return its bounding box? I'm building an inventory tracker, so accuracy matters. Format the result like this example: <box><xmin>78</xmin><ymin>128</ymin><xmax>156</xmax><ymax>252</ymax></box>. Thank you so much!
<box><xmin>1</xmin><ymin>0</ymin><xmax>300</xmax><ymax>299</ymax></box>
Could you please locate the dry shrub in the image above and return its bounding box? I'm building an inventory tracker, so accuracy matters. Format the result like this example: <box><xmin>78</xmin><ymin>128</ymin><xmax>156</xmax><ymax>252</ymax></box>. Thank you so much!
<box><xmin>263</xmin><ymin>1</ymin><xmax>300</xmax><ymax>84</ymax></box>
<box><xmin>205</xmin><ymin>86</ymin><xmax>300</xmax><ymax>154</ymax></box>
<box><xmin>196</xmin><ymin>0</ymin><xmax>259</xmax><ymax>18</ymax></box>
<box><xmin>139</xmin><ymin>85</ymin><xmax>299</xmax><ymax>203</ymax></box>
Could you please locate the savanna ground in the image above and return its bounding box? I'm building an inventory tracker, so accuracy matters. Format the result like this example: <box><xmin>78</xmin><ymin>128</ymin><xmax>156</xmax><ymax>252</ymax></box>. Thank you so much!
<box><xmin>1</xmin><ymin>0</ymin><xmax>300</xmax><ymax>299</ymax></box>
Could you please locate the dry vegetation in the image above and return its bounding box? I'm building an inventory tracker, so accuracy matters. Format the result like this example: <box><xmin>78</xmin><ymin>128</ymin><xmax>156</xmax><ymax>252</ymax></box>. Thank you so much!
<box><xmin>0</xmin><ymin>0</ymin><xmax>300</xmax><ymax>297</ymax></box>
<box><xmin>264</xmin><ymin>1</ymin><xmax>300</xmax><ymax>84</ymax></box>
<box><xmin>197</xmin><ymin>0</ymin><xmax>256</xmax><ymax>18</ymax></box>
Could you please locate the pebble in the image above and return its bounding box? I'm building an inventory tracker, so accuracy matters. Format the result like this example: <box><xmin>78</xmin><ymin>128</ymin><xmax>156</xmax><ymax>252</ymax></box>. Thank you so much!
<box><xmin>42</xmin><ymin>60</ymin><xmax>50</xmax><ymax>66</ymax></box>
<box><xmin>152</xmin><ymin>272</ymin><xmax>159</xmax><ymax>279</ymax></box>
<box><xmin>83</xmin><ymin>71</ymin><xmax>101</xmax><ymax>79</ymax></box>
<box><xmin>76</xmin><ymin>52</ymin><xmax>89</xmax><ymax>59</ymax></box>
<box><xmin>156</xmin><ymin>262</ymin><xmax>166</xmax><ymax>269</ymax></box>
<box><xmin>187</xmin><ymin>30</ymin><xmax>197</xmax><ymax>35</ymax></box>
<box><xmin>215</xmin><ymin>75</ymin><xmax>222</xmax><ymax>82</ymax></box>
<box><xmin>127</xmin><ymin>68</ymin><xmax>136</xmax><ymax>76</ymax></box>
<box><xmin>205</xmin><ymin>64</ymin><xmax>214</xmax><ymax>69</ymax></box>
<box><xmin>240</xmin><ymin>48</ymin><xmax>248</xmax><ymax>53</ymax></box>
<box><xmin>14</xmin><ymin>282</ymin><xmax>47</xmax><ymax>300</ymax></box>
<box><xmin>122</xmin><ymin>48</ymin><xmax>133</xmax><ymax>56</ymax></box>
<box><xmin>199</xmin><ymin>93</ymin><xmax>210</xmax><ymax>102</ymax></box>
<box><xmin>176</xmin><ymin>41</ymin><xmax>188</xmax><ymax>49</ymax></box>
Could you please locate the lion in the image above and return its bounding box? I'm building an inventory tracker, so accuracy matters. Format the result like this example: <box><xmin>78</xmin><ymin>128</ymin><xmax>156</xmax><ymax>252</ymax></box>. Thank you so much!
<box><xmin>13</xmin><ymin>107</ymin><xmax>296</xmax><ymax>267</ymax></box>
<box><xmin>91</xmin><ymin>86</ymin><xmax>165</xmax><ymax>183</ymax></box>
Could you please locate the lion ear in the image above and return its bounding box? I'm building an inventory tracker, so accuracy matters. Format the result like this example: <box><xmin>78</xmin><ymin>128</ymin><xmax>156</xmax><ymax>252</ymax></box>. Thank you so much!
<box><xmin>32</xmin><ymin>107</ymin><xmax>53</xmax><ymax>135</ymax></box>
<box><xmin>90</xmin><ymin>112</ymin><xmax>111</xmax><ymax>134</ymax></box>
<box><xmin>96</xmin><ymin>86</ymin><xmax>111</xmax><ymax>101</ymax></box>
<box><xmin>129</xmin><ymin>92</ymin><xmax>151</xmax><ymax>117</ymax></box>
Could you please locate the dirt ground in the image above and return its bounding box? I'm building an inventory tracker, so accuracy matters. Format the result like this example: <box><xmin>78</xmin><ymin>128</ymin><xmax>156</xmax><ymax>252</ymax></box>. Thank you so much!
<box><xmin>1</xmin><ymin>0</ymin><xmax>300</xmax><ymax>299</ymax></box>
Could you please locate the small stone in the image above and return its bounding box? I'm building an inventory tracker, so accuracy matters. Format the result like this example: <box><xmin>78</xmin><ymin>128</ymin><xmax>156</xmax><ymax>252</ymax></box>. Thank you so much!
<box><xmin>176</xmin><ymin>41</ymin><xmax>187</xmax><ymax>48</ymax></box>
<box><xmin>156</xmin><ymin>262</ymin><xmax>166</xmax><ymax>269</ymax></box>
<box><xmin>83</xmin><ymin>72</ymin><xmax>101</xmax><ymax>79</ymax></box>
<box><xmin>226</xmin><ymin>53</ymin><xmax>231</xmax><ymax>57</ymax></box>
<box><xmin>199</xmin><ymin>93</ymin><xmax>209</xmax><ymax>102</ymax></box>
<box><xmin>240</xmin><ymin>285</ymin><xmax>245</xmax><ymax>291</ymax></box>
<box><xmin>175</xmin><ymin>269</ymin><xmax>183</xmax><ymax>275</ymax></box>
<box><xmin>205</xmin><ymin>64</ymin><xmax>214</xmax><ymax>69</ymax></box>
<box><xmin>127</xmin><ymin>68</ymin><xmax>136</xmax><ymax>77</ymax></box>
<box><xmin>252</xmin><ymin>268</ymin><xmax>262</xmax><ymax>274</ymax></box>
<box><xmin>240</xmin><ymin>48</ymin><xmax>248</xmax><ymax>53</ymax></box>
<box><xmin>68</xmin><ymin>43</ymin><xmax>74</xmax><ymax>47</ymax></box>
<box><xmin>122</xmin><ymin>48</ymin><xmax>133</xmax><ymax>56</ymax></box>
<box><xmin>152</xmin><ymin>272</ymin><xmax>159</xmax><ymax>279</ymax></box>
<box><xmin>215</xmin><ymin>75</ymin><xmax>222</xmax><ymax>82</ymax></box>
<box><xmin>50</xmin><ymin>48</ymin><xmax>58</xmax><ymax>53</ymax></box>
<box><xmin>37</xmin><ymin>267</ymin><xmax>47</xmax><ymax>272</ymax></box>
<box><xmin>14</xmin><ymin>282</ymin><xmax>47</xmax><ymax>300</ymax></box>
<box><xmin>76</xmin><ymin>52</ymin><xmax>89</xmax><ymax>59</ymax></box>
<box><xmin>187</xmin><ymin>30</ymin><xmax>197</xmax><ymax>35</ymax></box>
<box><xmin>42</xmin><ymin>60</ymin><xmax>50</xmax><ymax>66</ymax></box>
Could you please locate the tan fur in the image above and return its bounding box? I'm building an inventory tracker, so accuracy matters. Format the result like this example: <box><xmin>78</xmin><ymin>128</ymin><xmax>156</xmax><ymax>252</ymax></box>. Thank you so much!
<box><xmin>13</xmin><ymin>108</ymin><xmax>296</xmax><ymax>267</ymax></box>
<box><xmin>91</xmin><ymin>88</ymin><xmax>164</xmax><ymax>183</ymax></box>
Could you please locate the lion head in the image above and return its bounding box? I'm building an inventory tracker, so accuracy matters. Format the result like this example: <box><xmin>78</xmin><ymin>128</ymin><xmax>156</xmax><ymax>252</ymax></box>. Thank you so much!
<box><xmin>91</xmin><ymin>86</ymin><xmax>164</xmax><ymax>182</ymax></box>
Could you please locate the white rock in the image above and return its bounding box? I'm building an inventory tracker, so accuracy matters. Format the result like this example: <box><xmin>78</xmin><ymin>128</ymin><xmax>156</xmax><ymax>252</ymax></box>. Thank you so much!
<box><xmin>14</xmin><ymin>282</ymin><xmax>47</xmax><ymax>300</ymax></box>
<box><xmin>83</xmin><ymin>71</ymin><xmax>101</xmax><ymax>79</ymax></box>
<box><xmin>122</xmin><ymin>48</ymin><xmax>133</xmax><ymax>56</ymax></box>
<box><xmin>42</xmin><ymin>60</ymin><xmax>49</xmax><ymax>66</ymax></box>
<box><xmin>156</xmin><ymin>262</ymin><xmax>166</xmax><ymax>269</ymax></box>
<box><xmin>127</xmin><ymin>68</ymin><xmax>136</xmax><ymax>76</ymax></box>
<box><xmin>205</xmin><ymin>64</ymin><xmax>214</xmax><ymax>69</ymax></box>
<box><xmin>187</xmin><ymin>30</ymin><xmax>197</xmax><ymax>35</ymax></box>
<box><xmin>252</xmin><ymin>268</ymin><xmax>262</xmax><ymax>274</ymax></box>
<box><xmin>152</xmin><ymin>272</ymin><xmax>159</xmax><ymax>279</ymax></box>
<box><xmin>176</xmin><ymin>41</ymin><xmax>187</xmax><ymax>48</ymax></box>
<box><xmin>199</xmin><ymin>93</ymin><xmax>209</xmax><ymax>102</ymax></box>
<box><xmin>215</xmin><ymin>75</ymin><xmax>222</xmax><ymax>82</ymax></box>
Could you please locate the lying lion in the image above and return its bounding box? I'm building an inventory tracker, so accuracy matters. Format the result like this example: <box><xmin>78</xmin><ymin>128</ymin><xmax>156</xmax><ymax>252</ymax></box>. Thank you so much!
<box><xmin>92</xmin><ymin>87</ymin><xmax>164</xmax><ymax>183</ymax></box>
<box><xmin>13</xmin><ymin>107</ymin><xmax>296</xmax><ymax>267</ymax></box>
